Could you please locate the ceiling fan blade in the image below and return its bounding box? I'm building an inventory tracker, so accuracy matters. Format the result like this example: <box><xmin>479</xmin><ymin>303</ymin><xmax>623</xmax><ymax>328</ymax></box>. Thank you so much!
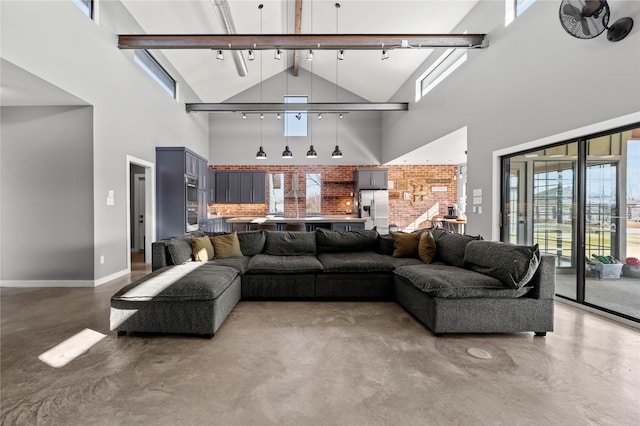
<box><xmin>582</xmin><ymin>0</ymin><xmax>604</xmax><ymax>18</ymax></box>
<box><xmin>581</xmin><ymin>18</ymin><xmax>592</xmax><ymax>36</ymax></box>
<box><xmin>563</xmin><ymin>3</ymin><xmax>582</xmax><ymax>19</ymax></box>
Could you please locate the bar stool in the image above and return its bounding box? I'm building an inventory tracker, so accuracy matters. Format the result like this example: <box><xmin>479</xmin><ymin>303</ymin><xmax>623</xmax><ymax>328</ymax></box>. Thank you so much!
<box><xmin>285</xmin><ymin>222</ymin><xmax>307</xmax><ymax>232</ymax></box>
<box><xmin>257</xmin><ymin>223</ymin><xmax>277</xmax><ymax>231</ymax></box>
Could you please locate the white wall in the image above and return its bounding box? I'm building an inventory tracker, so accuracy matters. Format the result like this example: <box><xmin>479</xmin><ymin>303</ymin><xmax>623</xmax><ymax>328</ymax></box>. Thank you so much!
<box><xmin>1</xmin><ymin>1</ymin><xmax>209</xmax><ymax>283</ymax></box>
<box><xmin>209</xmin><ymin>67</ymin><xmax>382</xmax><ymax>165</ymax></box>
<box><xmin>383</xmin><ymin>0</ymin><xmax>640</xmax><ymax>238</ymax></box>
<box><xmin>1</xmin><ymin>106</ymin><xmax>94</xmax><ymax>283</ymax></box>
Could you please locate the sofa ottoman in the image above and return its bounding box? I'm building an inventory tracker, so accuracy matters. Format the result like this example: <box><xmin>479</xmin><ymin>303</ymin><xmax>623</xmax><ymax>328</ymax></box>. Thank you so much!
<box><xmin>110</xmin><ymin>263</ymin><xmax>241</xmax><ymax>338</ymax></box>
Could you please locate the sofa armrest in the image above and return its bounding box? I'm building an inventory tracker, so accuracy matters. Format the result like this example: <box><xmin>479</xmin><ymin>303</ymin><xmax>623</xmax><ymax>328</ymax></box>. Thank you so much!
<box><xmin>529</xmin><ymin>254</ymin><xmax>556</xmax><ymax>300</ymax></box>
<box><xmin>152</xmin><ymin>241</ymin><xmax>173</xmax><ymax>271</ymax></box>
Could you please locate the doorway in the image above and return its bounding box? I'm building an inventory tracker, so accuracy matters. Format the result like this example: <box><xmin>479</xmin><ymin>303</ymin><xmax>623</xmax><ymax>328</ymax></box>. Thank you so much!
<box><xmin>126</xmin><ymin>155</ymin><xmax>155</xmax><ymax>269</ymax></box>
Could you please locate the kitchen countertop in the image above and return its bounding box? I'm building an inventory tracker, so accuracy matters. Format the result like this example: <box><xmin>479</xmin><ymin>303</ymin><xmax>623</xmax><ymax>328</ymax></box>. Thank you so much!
<box><xmin>224</xmin><ymin>216</ymin><xmax>365</xmax><ymax>224</ymax></box>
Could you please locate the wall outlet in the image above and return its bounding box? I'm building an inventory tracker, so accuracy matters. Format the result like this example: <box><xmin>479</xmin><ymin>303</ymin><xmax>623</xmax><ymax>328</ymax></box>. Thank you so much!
<box><xmin>100</xmin><ymin>255</ymin><xmax>105</xmax><ymax>264</ymax></box>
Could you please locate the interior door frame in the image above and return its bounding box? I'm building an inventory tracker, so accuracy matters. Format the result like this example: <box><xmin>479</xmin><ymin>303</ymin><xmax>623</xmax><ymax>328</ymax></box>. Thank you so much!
<box><xmin>126</xmin><ymin>155</ymin><xmax>155</xmax><ymax>267</ymax></box>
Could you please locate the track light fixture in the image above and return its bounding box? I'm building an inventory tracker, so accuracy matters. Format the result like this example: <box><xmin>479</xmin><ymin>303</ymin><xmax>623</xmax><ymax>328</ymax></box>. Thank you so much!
<box><xmin>307</xmin><ymin>50</ymin><xmax>314</xmax><ymax>61</ymax></box>
<box><xmin>331</xmin><ymin>145</ymin><xmax>343</xmax><ymax>159</ymax></box>
<box><xmin>282</xmin><ymin>145</ymin><xmax>293</xmax><ymax>159</ymax></box>
<box><xmin>339</xmin><ymin>113</ymin><xmax>344</xmax><ymax>119</ymax></box>
<box><xmin>277</xmin><ymin>113</ymin><xmax>281</xmax><ymax>120</ymax></box>
<box><xmin>337</xmin><ymin>49</ymin><xmax>344</xmax><ymax>60</ymax></box>
<box><xmin>317</xmin><ymin>113</ymin><xmax>323</xmax><ymax>120</ymax></box>
<box><xmin>216</xmin><ymin>50</ymin><xmax>224</xmax><ymax>60</ymax></box>
<box><xmin>248</xmin><ymin>50</ymin><xmax>255</xmax><ymax>61</ymax></box>
<box><xmin>381</xmin><ymin>49</ymin><xmax>389</xmax><ymax>60</ymax></box>
<box><xmin>256</xmin><ymin>146</ymin><xmax>267</xmax><ymax>159</ymax></box>
<box><xmin>306</xmin><ymin>145</ymin><xmax>318</xmax><ymax>159</ymax></box>
<box><xmin>260</xmin><ymin>113</ymin><xmax>264</xmax><ymax>119</ymax></box>
<box><xmin>274</xmin><ymin>49</ymin><xmax>282</xmax><ymax>60</ymax></box>
<box><xmin>242</xmin><ymin>113</ymin><xmax>247</xmax><ymax>119</ymax></box>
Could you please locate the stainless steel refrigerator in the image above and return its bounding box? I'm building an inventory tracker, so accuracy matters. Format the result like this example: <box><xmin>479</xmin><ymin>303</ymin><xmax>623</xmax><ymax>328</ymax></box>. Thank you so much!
<box><xmin>358</xmin><ymin>190</ymin><xmax>389</xmax><ymax>234</ymax></box>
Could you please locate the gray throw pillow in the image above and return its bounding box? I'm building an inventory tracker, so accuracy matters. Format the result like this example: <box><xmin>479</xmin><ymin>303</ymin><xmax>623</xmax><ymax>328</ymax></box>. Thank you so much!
<box><xmin>434</xmin><ymin>231</ymin><xmax>482</xmax><ymax>268</ymax></box>
<box><xmin>166</xmin><ymin>237</ymin><xmax>194</xmax><ymax>265</ymax></box>
<box><xmin>464</xmin><ymin>240</ymin><xmax>541</xmax><ymax>289</ymax></box>
<box><xmin>237</xmin><ymin>230</ymin><xmax>266</xmax><ymax>256</ymax></box>
<box><xmin>378</xmin><ymin>234</ymin><xmax>395</xmax><ymax>256</ymax></box>
<box><xmin>316</xmin><ymin>228</ymin><xmax>379</xmax><ymax>253</ymax></box>
<box><xmin>264</xmin><ymin>231</ymin><xmax>317</xmax><ymax>255</ymax></box>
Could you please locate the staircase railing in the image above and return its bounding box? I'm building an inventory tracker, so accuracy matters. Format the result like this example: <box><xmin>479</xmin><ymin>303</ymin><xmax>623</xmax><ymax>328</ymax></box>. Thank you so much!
<box><xmin>404</xmin><ymin>203</ymin><xmax>439</xmax><ymax>232</ymax></box>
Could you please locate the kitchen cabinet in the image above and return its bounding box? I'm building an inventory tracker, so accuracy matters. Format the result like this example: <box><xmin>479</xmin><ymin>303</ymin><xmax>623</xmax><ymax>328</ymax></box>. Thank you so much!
<box><xmin>331</xmin><ymin>222</ymin><xmax>365</xmax><ymax>232</ymax></box>
<box><xmin>156</xmin><ymin>147</ymin><xmax>208</xmax><ymax>240</ymax></box>
<box><xmin>208</xmin><ymin>169</ymin><xmax>216</xmax><ymax>203</ymax></box>
<box><xmin>215</xmin><ymin>171</ymin><xmax>265</xmax><ymax>204</ymax></box>
<box><xmin>355</xmin><ymin>169</ymin><xmax>388</xmax><ymax>190</ymax></box>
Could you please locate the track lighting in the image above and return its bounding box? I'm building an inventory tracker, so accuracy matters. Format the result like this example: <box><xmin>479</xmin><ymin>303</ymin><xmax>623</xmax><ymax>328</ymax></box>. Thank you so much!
<box><xmin>248</xmin><ymin>50</ymin><xmax>255</xmax><ymax>61</ymax></box>
<box><xmin>318</xmin><ymin>113</ymin><xmax>323</xmax><ymax>120</ymax></box>
<box><xmin>339</xmin><ymin>113</ymin><xmax>344</xmax><ymax>119</ymax></box>
<box><xmin>216</xmin><ymin>50</ymin><xmax>224</xmax><ymax>60</ymax></box>
<box><xmin>256</xmin><ymin>146</ymin><xmax>267</xmax><ymax>159</ymax></box>
<box><xmin>331</xmin><ymin>145</ymin><xmax>343</xmax><ymax>159</ymax></box>
<box><xmin>242</xmin><ymin>113</ymin><xmax>247</xmax><ymax>119</ymax></box>
<box><xmin>307</xmin><ymin>50</ymin><xmax>314</xmax><ymax>61</ymax></box>
<box><xmin>260</xmin><ymin>113</ymin><xmax>264</xmax><ymax>119</ymax></box>
<box><xmin>282</xmin><ymin>145</ymin><xmax>293</xmax><ymax>159</ymax></box>
<box><xmin>277</xmin><ymin>113</ymin><xmax>282</xmax><ymax>120</ymax></box>
<box><xmin>337</xmin><ymin>50</ymin><xmax>344</xmax><ymax>60</ymax></box>
<box><xmin>381</xmin><ymin>50</ymin><xmax>389</xmax><ymax>60</ymax></box>
<box><xmin>274</xmin><ymin>49</ymin><xmax>282</xmax><ymax>60</ymax></box>
<box><xmin>306</xmin><ymin>145</ymin><xmax>318</xmax><ymax>159</ymax></box>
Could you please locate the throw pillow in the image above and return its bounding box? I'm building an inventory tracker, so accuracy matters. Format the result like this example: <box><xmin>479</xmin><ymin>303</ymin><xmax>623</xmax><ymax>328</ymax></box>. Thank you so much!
<box><xmin>210</xmin><ymin>232</ymin><xmax>243</xmax><ymax>259</ymax></box>
<box><xmin>434</xmin><ymin>231</ymin><xmax>482</xmax><ymax>268</ymax></box>
<box><xmin>418</xmin><ymin>231</ymin><xmax>436</xmax><ymax>263</ymax></box>
<box><xmin>377</xmin><ymin>234</ymin><xmax>395</xmax><ymax>256</ymax></box>
<box><xmin>192</xmin><ymin>236</ymin><xmax>214</xmax><ymax>262</ymax></box>
<box><xmin>391</xmin><ymin>232</ymin><xmax>419</xmax><ymax>258</ymax></box>
<box><xmin>464</xmin><ymin>240</ymin><xmax>541</xmax><ymax>289</ymax></box>
<box><xmin>166</xmin><ymin>237</ymin><xmax>194</xmax><ymax>265</ymax></box>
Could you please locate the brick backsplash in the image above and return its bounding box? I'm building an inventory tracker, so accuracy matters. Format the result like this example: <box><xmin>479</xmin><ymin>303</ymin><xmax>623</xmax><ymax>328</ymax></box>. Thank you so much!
<box><xmin>209</xmin><ymin>164</ymin><xmax>458</xmax><ymax>230</ymax></box>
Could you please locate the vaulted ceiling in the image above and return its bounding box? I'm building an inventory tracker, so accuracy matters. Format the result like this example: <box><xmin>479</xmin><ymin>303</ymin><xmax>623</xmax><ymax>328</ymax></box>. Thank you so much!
<box><xmin>120</xmin><ymin>0</ymin><xmax>480</xmax><ymax>103</ymax></box>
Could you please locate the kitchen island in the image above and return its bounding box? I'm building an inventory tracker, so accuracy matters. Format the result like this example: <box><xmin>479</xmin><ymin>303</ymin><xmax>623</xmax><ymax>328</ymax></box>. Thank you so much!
<box><xmin>224</xmin><ymin>216</ymin><xmax>367</xmax><ymax>232</ymax></box>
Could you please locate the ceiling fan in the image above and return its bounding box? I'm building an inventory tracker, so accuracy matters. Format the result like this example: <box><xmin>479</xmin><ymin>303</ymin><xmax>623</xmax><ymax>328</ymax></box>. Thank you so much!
<box><xmin>559</xmin><ymin>0</ymin><xmax>633</xmax><ymax>41</ymax></box>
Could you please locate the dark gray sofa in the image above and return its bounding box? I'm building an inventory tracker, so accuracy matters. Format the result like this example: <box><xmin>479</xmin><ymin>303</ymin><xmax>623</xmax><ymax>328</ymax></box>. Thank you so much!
<box><xmin>111</xmin><ymin>228</ymin><xmax>555</xmax><ymax>338</ymax></box>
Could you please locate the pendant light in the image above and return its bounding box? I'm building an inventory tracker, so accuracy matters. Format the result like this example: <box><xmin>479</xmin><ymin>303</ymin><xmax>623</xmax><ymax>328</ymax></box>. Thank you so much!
<box><xmin>282</xmin><ymin>145</ymin><xmax>293</xmax><ymax>159</ymax></box>
<box><xmin>306</xmin><ymin>145</ymin><xmax>318</xmax><ymax>158</ymax></box>
<box><xmin>331</xmin><ymin>145</ymin><xmax>342</xmax><ymax>159</ymax></box>
<box><xmin>307</xmin><ymin>13</ymin><xmax>318</xmax><ymax>160</ymax></box>
<box><xmin>332</xmin><ymin>3</ymin><xmax>343</xmax><ymax>160</ymax></box>
<box><xmin>255</xmin><ymin>4</ymin><xmax>267</xmax><ymax>160</ymax></box>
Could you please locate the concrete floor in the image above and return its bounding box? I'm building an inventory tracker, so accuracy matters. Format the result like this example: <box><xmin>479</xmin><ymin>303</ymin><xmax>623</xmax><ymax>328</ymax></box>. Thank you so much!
<box><xmin>2</xmin><ymin>262</ymin><xmax>640</xmax><ymax>425</ymax></box>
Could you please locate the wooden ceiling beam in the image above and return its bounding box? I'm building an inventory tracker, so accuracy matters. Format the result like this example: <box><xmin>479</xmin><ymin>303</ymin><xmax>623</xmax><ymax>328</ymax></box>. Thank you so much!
<box><xmin>118</xmin><ymin>34</ymin><xmax>487</xmax><ymax>50</ymax></box>
<box><xmin>186</xmin><ymin>102</ymin><xmax>409</xmax><ymax>113</ymax></box>
<box><xmin>293</xmin><ymin>0</ymin><xmax>303</xmax><ymax>77</ymax></box>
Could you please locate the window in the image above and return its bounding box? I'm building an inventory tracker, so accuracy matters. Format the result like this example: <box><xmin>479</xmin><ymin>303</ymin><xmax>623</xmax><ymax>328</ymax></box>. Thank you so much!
<box><xmin>284</xmin><ymin>96</ymin><xmax>307</xmax><ymax>137</ymax></box>
<box><xmin>415</xmin><ymin>48</ymin><xmax>467</xmax><ymax>101</ymax></box>
<box><xmin>73</xmin><ymin>0</ymin><xmax>93</xmax><ymax>19</ymax></box>
<box><xmin>134</xmin><ymin>50</ymin><xmax>177</xmax><ymax>99</ymax></box>
<box><xmin>506</xmin><ymin>0</ymin><xmax>536</xmax><ymax>26</ymax></box>
<box><xmin>268</xmin><ymin>173</ymin><xmax>285</xmax><ymax>214</ymax></box>
<box><xmin>306</xmin><ymin>173</ymin><xmax>321</xmax><ymax>215</ymax></box>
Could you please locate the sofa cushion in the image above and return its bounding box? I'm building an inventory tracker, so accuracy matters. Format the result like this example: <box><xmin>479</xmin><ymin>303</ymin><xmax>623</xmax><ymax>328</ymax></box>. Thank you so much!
<box><xmin>378</xmin><ymin>234</ymin><xmax>395</xmax><ymax>256</ymax></box>
<box><xmin>464</xmin><ymin>241</ymin><xmax>541</xmax><ymax>289</ymax></box>
<box><xmin>418</xmin><ymin>231</ymin><xmax>436</xmax><ymax>264</ymax></box>
<box><xmin>386</xmin><ymin>257</ymin><xmax>426</xmax><ymax>268</ymax></box>
<box><xmin>192</xmin><ymin>236</ymin><xmax>215</xmax><ymax>261</ymax></box>
<box><xmin>111</xmin><ymin>263</ymin><xmax>238</xmax><ymax>302</ymax></box>
<box><xmin>264</xmin><ymin>231</ymin><xmax>316</xmax><ymax>255</ymax></box>
<box><xmin>391</xmin><ymin>232</ymin><xmax>419</xmax><ymax>258</ymax></box>
<box><xmin>433</xmin><ymin>231</ymin><xmax>482</xmax><ymax>268</ymax></box>
<box><xmin>166</xmin><ymin>237</ymin><xmax>194</xmax><ymax>265</ymax></box>
<box><xmin>210</xmin><ymin>232</ymin><xmax>243</xmax><ymax>259</ymax></box>
<box><xmin>315</xmin><ymin>228</ymin><xmax>379</xmax><ymax>253</ymax></box>
<box><xmin>208</xmin><ymin>256</ymin><xmax>251</xmax><ymax>274</ymax></box>
<box><xmin>247</xmin><ymin>254</ymin><xmax>323</xmax><ymax>274</ymax></box>
<box><xmin>237</xmin><ymin>230</ymin><xmax>266</xmax><ymax>256</ymax></box>
<box><xmin>317</xmin><ymin>252</ymin><xmax>395</xmax><ymax>273</ymax></box>
<box><xmin>394</xmin><ymin>264</ymin><xmax>532</xmax><ymax>299</ymax></box>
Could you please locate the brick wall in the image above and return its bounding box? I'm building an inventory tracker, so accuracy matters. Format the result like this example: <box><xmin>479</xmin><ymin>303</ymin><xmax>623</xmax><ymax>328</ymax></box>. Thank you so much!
<box><xmin>209</xmin><ymin>164</ymin><xmax>457</xmax><ymax>229</ymax></box>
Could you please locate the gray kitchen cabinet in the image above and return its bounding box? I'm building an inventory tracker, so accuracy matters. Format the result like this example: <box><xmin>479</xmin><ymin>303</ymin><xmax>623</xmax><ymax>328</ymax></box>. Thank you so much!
<box><xmin>331</xmin><ymin>222</ymin><xmax>365</xmax><ymax>232</ymax></box>
<box><xmin>355</xmin><ymin>169</ymin><xmax>388</xmax><ymax>190</ymax></box>
<box><xmin>198</xmin><ymin>189</ymin><xmax>207</xmax><ymax>221</ymax></box>
<box><xmin>208</xmin><ymin>169</ymin><xmax>216</xmax><ymax>203</ymax></box>
<box><xmin>215</xmin><ymin>171</ymin><xmax>265</xmax><ymax>204</ymax></box>
<box><xmin>198</xmin><ymin>159</ymin><xmax>208</xmax><ymax>189</ymax></box>
<box><xmin>156</xmin><ymin>147</ymin><xmax>208</xmax><ymax>240</ymax></box>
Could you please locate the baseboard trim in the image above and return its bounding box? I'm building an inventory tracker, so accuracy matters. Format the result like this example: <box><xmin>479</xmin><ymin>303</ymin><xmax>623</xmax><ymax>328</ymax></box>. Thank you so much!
<box><xmin>1</xmin><ymin>268</ymin><xmax>131</xmax><ymax>288</ymax></box>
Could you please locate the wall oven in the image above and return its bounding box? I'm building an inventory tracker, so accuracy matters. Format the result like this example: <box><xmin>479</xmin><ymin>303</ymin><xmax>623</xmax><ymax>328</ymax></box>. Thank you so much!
<box><xmin>186</xmin><ymin>176</ymin><xmax>199</xmax><ymax>232</ymax></box>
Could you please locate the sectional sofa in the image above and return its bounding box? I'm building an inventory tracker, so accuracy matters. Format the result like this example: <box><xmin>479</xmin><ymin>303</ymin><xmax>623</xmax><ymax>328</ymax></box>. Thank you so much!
<box><xmin>110</xmin><ymin>228</ymin><xmax>555</xmax><ymax>338</ymax></box>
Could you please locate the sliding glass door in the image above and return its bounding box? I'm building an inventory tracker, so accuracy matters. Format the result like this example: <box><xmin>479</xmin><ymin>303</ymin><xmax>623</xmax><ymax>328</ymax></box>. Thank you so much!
<box><xmin>501</xmin><ymin>126</ymin><xmax>640</xmax><ymax>322</ymax></box>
